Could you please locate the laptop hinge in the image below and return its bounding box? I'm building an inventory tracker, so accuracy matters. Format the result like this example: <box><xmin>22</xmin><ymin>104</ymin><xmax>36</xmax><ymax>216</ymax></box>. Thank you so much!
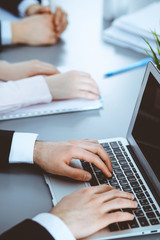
<box><xmin>127</xmin><ymin>145</ymin><xmax>160</xmax><ymax>206</ymax></box>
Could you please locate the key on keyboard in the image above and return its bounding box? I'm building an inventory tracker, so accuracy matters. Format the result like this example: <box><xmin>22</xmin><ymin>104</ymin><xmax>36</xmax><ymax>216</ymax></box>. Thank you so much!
<box><xmin>81</xmin><ymin>141</ymin><xmax>160</xmax><ymax>229</ymax></box>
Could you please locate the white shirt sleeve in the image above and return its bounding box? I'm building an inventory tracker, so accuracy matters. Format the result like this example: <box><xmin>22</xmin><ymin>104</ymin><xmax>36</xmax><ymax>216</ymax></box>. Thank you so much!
<box><xmin>33</xmin><ymin>213</ymin><xmax>75</xmax><ymax>240</ymax></box>
<box><xmin>0</xmin><ymin>76</ymin><xmax>52</xmax><ymax>115</ymax></box>
<box><xmin>1</xmin><ymin>21</ymin><xmax>12</xmax><ymax>45</ymax></box>
<box><xmin>18</xmin><ymin>0</ymin><xmax>39</xmax><ymax>17</ymax></box>
<box><xmin>9</xmin><ymin>132</ymin><xmax>38</xmax><ymax>164</ymax></box>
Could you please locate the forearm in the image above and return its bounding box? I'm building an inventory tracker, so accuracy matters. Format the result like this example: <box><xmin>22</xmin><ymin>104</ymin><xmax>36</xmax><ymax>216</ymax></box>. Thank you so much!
<box><xmin>0</xmin><ymin>132</ymin><xmax>75</xmax><ymax>240</ymax></box>
<box><xmin>0</xmin><ymin>130</ymin><xmax>14</xmax><ymax>169</ymax></box>
<box><xmin>0</xmin><ymin>61</ymin><xmax>11</xmax><ymax>81</ymax></box>
<box><xmin>0</xmin><ymin>215</ymin><xmax>75</xmax><ymax>240</ymax></box>
<box><xmin>0</xmin><ymin>76</ymin><xmax>52</xmax><ymax>115</ymax></box>
<box><xmin>33</xmin><ymin>213</ymin><xmax>75</xmax><ymax>240</ymax></box>
<box><xmin>0</xmin><ymin>130</ymin><xmax>38</xmax><ymax>169</ymax></box>
<box><xmin>11</xmin><ymin>21</ymin><xmax>23</xmax><ymax>44</ymax></box>
<box><xmin>0</xmin><ymin>219</ymin><xmax>54</xmax><ymax>240</ymax></box>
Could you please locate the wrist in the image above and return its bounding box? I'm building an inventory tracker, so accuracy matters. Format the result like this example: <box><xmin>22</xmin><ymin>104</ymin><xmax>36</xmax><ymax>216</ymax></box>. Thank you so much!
<box><xmin>12</xmin><ymin>21</ymin><xmax>23</xmax><ymax>44</ymax></box>
<box><xmin>45</xmin><ymin>77</ymin><xmax>54</xmax><ymax>100</ymax></box>
<box><xmin>33</xmin><ymin>141</ymin><xmax>42</xmax><ymax>165</ymax></box>
<box><xmin>50</xmin><ymin>210</ymin><xmax>76</xmax><ymax>239</ymax></box>
<box><xmin>0</xmin><ymin>60</ymin><xmax>9</xmax><ymax>69</ymax></box>
<box><xmin>0</xmin><ymin>61</ymin><xmax>11</xmax><ymax>81</ymax></box>
<box><xmin>33</xmin><ymin>141</ymin><xmax>51</xmax><ymax>173</ymax></box>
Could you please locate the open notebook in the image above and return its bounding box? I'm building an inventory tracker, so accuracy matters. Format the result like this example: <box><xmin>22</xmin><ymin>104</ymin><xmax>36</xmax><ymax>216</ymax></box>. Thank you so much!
<box><xmin>0</xmin><ymin>99</ymin><xmax>102</xmax><ymax>120</ymax></box>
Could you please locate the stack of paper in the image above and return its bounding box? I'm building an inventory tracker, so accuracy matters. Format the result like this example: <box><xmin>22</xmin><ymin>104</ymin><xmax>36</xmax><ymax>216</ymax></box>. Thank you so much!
<box><xmin>103</xmin><ymin>2</ymin><xmax>160</xmax><ymax>54</ymax></box>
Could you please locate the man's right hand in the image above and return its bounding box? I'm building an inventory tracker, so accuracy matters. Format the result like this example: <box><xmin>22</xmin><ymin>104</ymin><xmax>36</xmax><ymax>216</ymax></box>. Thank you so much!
<box><xmin>12</xmin><ymin>14</ymin><xmax>58</xmax><ymax>46</ymax></box>
<box><xmin>34</xmin><ymin>139</ymin><xmax>112</xmax><ymax>180</ymax></box>
<box><xmin>51</xmin><ymin>185</ymin><xmax>137</xmax><ymax>239</ymax></box>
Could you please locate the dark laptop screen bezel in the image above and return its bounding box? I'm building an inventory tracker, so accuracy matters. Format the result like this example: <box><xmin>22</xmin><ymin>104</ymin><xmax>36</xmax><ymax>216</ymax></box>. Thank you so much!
<box><xmin>127</xmin><ymin>61</ymin><xmax>160</xmax><ymax>195</ymax></box>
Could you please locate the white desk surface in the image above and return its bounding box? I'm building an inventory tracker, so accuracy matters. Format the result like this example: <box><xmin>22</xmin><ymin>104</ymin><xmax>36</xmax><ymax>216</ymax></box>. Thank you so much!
<box><xmin>0</xmin><ymin>0</ymin><xmax>159</xmax><ymax>239</ymax></box>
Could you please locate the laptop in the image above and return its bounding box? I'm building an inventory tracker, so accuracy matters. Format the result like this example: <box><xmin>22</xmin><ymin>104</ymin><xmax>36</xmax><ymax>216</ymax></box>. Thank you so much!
<box><xmin>44</xmin><ymin>61</ymin><xmax>160</xmax><ymax>239</ymax></box>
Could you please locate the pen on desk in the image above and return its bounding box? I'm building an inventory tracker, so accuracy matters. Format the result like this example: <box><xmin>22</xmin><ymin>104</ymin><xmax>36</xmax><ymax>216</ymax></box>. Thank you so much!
<box><xmin>48</xmin><ymin>0</ymin><xmax>56</xmax><ymax>13</ymax></box>
<box><xmin>104</xmin><ymin>57</ymin><xmax>152</xmax><ymax>78</ymax></box>
<box><xmin>99</xmin><ymin>95</ymin><xmax>104</xmax><ymax>103</ymax></box>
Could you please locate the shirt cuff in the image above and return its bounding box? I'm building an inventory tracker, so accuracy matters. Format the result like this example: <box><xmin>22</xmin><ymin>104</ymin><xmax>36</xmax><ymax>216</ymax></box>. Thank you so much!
<box><xmin>9</xmin><ymin>132</ymin><xmax>38</xmax><ymax>164</ymax></box>
<box><xmin>0</xmin><ymin>76</ymin><xmax>52</xmax><ymax>115</ymax></box>
<box><xmin>18</xmin><ymin>0</ymin><xmax>39</xmax><ymax>17</ymax></box>
<box><xmin>1</xmin><ymin>21</ymin><xmax>12</xmax><ymax>45</ymax></box>
<box><xmin>33</xmin><ymin>213</ymin><xmax>75</xmax><ymax>240</ymax></box>
<box><xmin>48</xmin><ymin>0</ymin><xmax>56</xmax><ymax>13</ymax></box>
<box><xmin>15</xmin><ymin>75</ymin><xmax>52</xmax><ymax>107</ymax></box>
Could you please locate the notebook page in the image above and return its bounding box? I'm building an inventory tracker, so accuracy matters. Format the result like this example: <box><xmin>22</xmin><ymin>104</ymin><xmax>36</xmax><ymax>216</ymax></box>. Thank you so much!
<box><xmin>113</xmin><ymin>2</ymin><xmax>160</xmax><ymax>39</ymax></box>
<box><xmin>103</xmin><ymin>26</ymin><xmax>156</xmax><ymax>54</ymax></box>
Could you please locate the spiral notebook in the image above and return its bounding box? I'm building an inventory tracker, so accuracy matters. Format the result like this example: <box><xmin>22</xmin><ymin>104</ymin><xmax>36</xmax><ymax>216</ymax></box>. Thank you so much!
<box><xmin>0</xmin><ymin>98</ymin><xmax>103</xmax><ymax>120</ymax></box>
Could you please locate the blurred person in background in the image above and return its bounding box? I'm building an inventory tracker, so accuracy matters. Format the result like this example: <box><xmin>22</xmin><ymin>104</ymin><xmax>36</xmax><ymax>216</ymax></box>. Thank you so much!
<box><xmin>0</xmin><ymin>0</ymin><xmax>68</xmax><ymax>48</ymax></box>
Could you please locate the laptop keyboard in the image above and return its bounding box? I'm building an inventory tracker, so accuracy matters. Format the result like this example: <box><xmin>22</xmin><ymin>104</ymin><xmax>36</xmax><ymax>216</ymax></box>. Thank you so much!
<box><xmin>81</xmin><ymin>141</ymin><xmax>160</xmax><ymax>231</ymax></box>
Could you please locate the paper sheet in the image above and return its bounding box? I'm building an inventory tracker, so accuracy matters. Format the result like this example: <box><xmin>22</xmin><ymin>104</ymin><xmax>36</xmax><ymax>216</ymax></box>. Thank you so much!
<box><xmin>103</xmin><ymin>2</ymin><xmax>160</xmax><ymax>55</ymax></box>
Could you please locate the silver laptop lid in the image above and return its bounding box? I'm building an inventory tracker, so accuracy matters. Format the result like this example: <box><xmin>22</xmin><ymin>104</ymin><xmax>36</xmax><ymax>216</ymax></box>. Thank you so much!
<box><xmin>127</xmin><ymin>61</ymin><xmax>160</xmax><ymax>197</ymax></box>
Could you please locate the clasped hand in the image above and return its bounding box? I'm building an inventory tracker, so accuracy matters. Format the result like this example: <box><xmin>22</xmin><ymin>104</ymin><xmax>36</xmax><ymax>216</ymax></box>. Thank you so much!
<box><xmin>12</xmin><ymin>4</ymin><xmax>68</xmax><ymax>46</ymax></box>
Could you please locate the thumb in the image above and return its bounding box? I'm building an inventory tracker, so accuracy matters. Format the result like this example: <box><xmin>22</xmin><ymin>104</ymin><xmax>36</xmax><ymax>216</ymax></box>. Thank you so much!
<box><xmin>39</xmin><ymin>65</ymin><xmax>60</xmax><ymax>75</ymax></box>
<box><xmin>64</xmin><ymin>165</ymin><xmax>92</xmax><ymax>181</ymax></box>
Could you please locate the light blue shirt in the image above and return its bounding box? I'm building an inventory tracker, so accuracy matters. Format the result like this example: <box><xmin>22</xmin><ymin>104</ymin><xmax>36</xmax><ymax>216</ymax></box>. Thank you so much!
<box><xmin>1</xmin><ymin>0</ymin><xmax>39</xmax><ymax>45</ymax></box>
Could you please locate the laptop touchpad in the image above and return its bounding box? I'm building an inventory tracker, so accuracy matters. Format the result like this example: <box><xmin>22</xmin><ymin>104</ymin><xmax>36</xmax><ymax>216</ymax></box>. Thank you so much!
<box><xmin>45</xmin><ymin>159</ymin><xmax>88</xmax><ymax>204</ymax></box>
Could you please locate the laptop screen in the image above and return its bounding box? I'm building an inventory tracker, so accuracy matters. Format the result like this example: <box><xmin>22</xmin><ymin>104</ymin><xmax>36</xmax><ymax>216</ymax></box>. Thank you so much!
<box><xmin>132</xmin><ymin>72</ymin><xmax>160</xmax><ymax>182</ymax></box>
